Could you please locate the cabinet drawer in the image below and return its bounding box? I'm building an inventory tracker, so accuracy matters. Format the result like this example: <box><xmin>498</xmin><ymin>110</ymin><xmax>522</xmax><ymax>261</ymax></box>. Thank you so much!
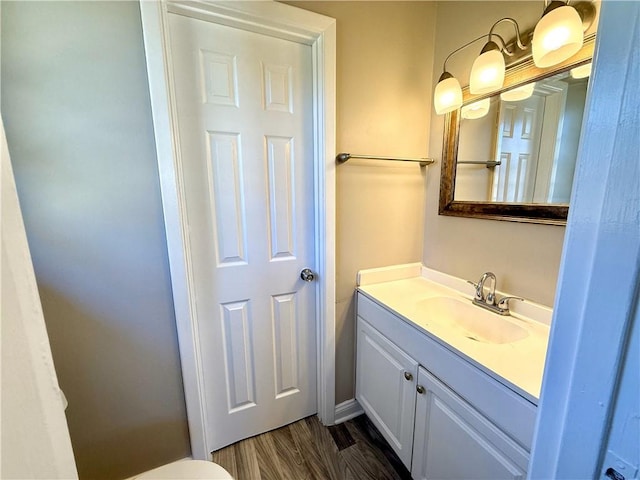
<box><xmin>357</xmin><ymin>291</ymin><xmax>537</xmax><ymax>451</ymax></box>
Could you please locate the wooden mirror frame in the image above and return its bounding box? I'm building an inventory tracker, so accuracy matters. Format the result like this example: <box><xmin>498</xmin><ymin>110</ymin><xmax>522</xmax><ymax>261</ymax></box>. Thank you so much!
<box><xmin>439</xmin><ymin>34</ymin><xmax>596</xmax><ymax>225</ymax></box>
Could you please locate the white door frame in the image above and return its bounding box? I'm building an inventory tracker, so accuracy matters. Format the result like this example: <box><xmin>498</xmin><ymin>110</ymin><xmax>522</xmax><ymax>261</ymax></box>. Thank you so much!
<box><xmin>2</xmin><ymin>118</ymin><xmax>79</xmax><ymax>480</ymax></box>
<box><xmin>528</xmin><ymin>1</ymin><xmax>639</xmax><ymax>478</ymax></box>
<box><xmin>139</xmin><ymin>0</ymin><xmax>336</xmax><ymax>459</ymax></box>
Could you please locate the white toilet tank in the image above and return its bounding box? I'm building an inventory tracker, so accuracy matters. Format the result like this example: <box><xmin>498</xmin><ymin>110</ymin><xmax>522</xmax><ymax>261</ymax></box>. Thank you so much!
<box><xmin>135</xmin><ymin>460</ymin><xmax>233</xmax><ymax>479</ymax></box>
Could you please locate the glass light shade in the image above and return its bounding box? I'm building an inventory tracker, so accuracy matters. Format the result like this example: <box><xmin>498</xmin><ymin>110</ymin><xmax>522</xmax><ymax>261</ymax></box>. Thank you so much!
<box><xmin>500</xmin><ymin>82</ymin><xmax>536</xmax><ymax>102</ymax></box>
<box><xmin>470</xmin><ymin>49</ymin><xmax>506</xmax><ymax>95</ymax></box>
<box><xmin>461</xmin><ymin>98</ymin><xmax>491</xmax><ymax>120</ymax></box>
<box><xmin>434</xmin><ymin>76</ymin><xmax>463</xmax><ymax>115</ymax></box>
<box><xmin>533</xmin><ymin>5</ymin><xmax>583</xmax><ymax>68</ymax></box>
<box><xmin>571</xmin><ymin>62</ymin><xmax>592</xmax><ymax>79</ymax></box>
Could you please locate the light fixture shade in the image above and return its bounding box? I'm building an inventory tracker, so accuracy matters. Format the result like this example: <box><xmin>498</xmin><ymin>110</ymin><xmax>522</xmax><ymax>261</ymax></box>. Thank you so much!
<box><xmin>500</xmin><ymin>82</ymin><xmax>536</xmax><ymax>102</ymax></box>
<box><xmin>570</xmin><ymin>62</ymin><xmax>592</xmax><ymax>79</ymax></box>
<box><xmin>434</xmin><ymin>74</ymin><xmax>463</xmax><ymax>115</ymax></box>
<box><xmin>533</xmin><ymin>5</ymin><xmax>583</xmax><ymax>68</ymax></box>
<box><xmin>461</xmin><ymin>98</ymin><xmax>491</xmax><ymax>119</ymax></box>
<box><xmin>469</xmin><ymin>48</ymin><xmax>505</xmax><ymax>95</ymax></box>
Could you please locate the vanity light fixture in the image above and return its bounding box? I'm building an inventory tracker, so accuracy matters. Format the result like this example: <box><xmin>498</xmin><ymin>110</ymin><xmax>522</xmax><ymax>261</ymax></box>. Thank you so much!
<box><xmin>532</xmin><ymin>1</ymin><xmax>584</xmax><ymax>68</ymax></box>
<box><xmin>469</xmin><ymin>41</ymin><xmax>506</xmax><ymax>94</ymax></box>
<box><xmin>461</xmin><ymin>98</ymin><xmax>491</xmax><ymax>119</ymax></box>
<box><xmin>433</xmin><ymin>1</ymin><xmax>594</xmax><ymax>115</ymax></box>
<box><xmin>434</xmin><ymin>72</ymin><xmax>463</xmax><ymax>115</ymax></box>
<box><xmin>500</xmin><ymin>82</ymin><xmax>536</xmax><ymax>102</ymax></box>
<box><xmin>570</xmin><ymin>62</ymin><xmax>592</xmax><ymax>79</ymax></box>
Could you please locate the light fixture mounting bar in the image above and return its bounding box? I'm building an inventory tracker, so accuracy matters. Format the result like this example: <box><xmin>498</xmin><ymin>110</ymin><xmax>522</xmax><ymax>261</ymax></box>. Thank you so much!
<box><xmin>442</xmin><ymin>34</ymin><xmax>486</xmax><ymax>73</ymax></box>
<box><xmin>442</xmin><ymin>16</ymin><xmax>529</xmax><ymax>73</ymax></box>
<box><xmin>488</xmin><ymin>17</ymin><xmax>529</xmax><ymax>56</ymax></box>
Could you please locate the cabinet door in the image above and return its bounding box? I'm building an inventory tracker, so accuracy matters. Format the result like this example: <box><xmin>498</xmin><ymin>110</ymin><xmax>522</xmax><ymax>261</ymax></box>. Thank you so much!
<box><xmin>356</xmin><ymin>317</ymin><xmax>418</xmax><ymax>468</ymax></box>
<box><xmin>412</xmin><ymin>366</ymin><xmax>529</xmax><ymax>480</ymax></box>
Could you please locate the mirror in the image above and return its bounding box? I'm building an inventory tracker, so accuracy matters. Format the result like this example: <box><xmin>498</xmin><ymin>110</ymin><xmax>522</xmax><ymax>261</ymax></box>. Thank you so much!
<box><xmin>439</xmin><ymin>35</ymin><xmax>595</xmax><ymax>225</ymax></box>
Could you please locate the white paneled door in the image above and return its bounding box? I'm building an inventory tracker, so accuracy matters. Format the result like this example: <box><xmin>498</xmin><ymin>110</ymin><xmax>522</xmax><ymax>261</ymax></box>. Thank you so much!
<box><xmin>167</xmin><ymin>13</ymin><xmax>316</xmax><ymax>450</ymax></box>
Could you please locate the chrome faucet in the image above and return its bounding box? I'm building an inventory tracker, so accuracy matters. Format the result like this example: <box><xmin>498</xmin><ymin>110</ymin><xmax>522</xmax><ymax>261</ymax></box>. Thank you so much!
<box><xmin>467</xmin><ymin>272</ymin><xmax>523</xmax><ymax>316</ymax></box>
<box><xmin>478</xmin><ymin>272</ymin><xmax>497</xmax><ymax>305</ymax></box>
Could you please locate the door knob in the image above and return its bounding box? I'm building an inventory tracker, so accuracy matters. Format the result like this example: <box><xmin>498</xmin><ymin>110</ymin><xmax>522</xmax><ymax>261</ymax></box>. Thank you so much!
<box><xmin>416</xmin><ymin>385</ymin><xmax>426</xmax><ymax>395</ymax></box>
<box><xmin>404</xmin><ymin>371</ymin><xmax>413</xmax><ymax>381</ymax></box>
<box><xmin>300</xmin><ymin>268</ymin><xmax>316</xmax><ymax>282</ymax></box>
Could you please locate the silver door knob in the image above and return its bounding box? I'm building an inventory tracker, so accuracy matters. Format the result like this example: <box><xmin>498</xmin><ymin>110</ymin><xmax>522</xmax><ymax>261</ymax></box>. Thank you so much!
<box><xmin>404</xmin><ymin>371</ymin><xmax>413</xmax><ymax>381</ymax></box>
<box><xmin>300</xmin><ymin>268</ymin><xmax>316</xmax><ymax>282</ymax></box>
<box><xmin>416</xmin><ymin>385</ymin><xmax>426</xmax><ymax>395</ymax></box>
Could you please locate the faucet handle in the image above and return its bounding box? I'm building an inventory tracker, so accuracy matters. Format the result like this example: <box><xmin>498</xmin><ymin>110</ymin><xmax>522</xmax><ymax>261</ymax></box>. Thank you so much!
<box><xmin>467</xmin><ymin>280</ymin><xmax>483</xmax><ymax>300</ymax></box>
<box><xmin>497</xmin><ymin>296</ymin><xmax>524</xmax><ymax>310</ymax></box>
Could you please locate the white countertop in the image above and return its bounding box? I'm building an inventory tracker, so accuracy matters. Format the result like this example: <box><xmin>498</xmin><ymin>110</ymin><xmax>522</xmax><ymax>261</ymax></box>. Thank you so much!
<box><xmin>357</xmin><ymin>266</ymin><xmax>551</xmax><ymax>404</ymax></box>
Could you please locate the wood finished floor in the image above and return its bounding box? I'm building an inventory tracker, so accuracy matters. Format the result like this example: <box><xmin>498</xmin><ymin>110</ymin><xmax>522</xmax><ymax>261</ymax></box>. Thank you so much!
<box><xmin>212</xmin><ymin>414</ymin><xmax>412</xmax><ymax>480</ymax></box>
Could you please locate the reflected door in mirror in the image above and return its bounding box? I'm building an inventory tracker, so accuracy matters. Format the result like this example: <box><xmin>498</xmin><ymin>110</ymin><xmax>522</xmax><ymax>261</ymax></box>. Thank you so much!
<box><xmin>453</xmin><ymin>71</ymin><xmax>588</xmax><ymax>205</ymax></box>
<box><xmin>493</xmin><ymin>95</ymin><xmax>545</xmax><ymax>202</ymax></box>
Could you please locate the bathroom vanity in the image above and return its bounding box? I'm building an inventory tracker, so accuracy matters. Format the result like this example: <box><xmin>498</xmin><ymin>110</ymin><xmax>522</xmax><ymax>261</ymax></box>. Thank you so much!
<box><xmin>355</xmin><ymin>264</ymin><xmax>551</xmax><ymax>479</ymax></box>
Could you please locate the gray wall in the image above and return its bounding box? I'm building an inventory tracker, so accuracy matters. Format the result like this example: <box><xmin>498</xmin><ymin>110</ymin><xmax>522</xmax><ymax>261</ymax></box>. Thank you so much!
<box><xmin>1</xmin><ymin>2</ymin><xmax>190</xmax><ymax>479</ymax></box>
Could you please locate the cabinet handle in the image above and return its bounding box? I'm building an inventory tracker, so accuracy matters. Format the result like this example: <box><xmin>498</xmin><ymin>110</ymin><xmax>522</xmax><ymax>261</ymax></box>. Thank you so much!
<box><xmin>404</xmin><ymin>371</ymin><xmax>413</xmax><ymax>381</ymax></box>
<box><xmin>416</xmin><ymin>385</ymin><xmax>426</xmax><ymax>395</ymax></box>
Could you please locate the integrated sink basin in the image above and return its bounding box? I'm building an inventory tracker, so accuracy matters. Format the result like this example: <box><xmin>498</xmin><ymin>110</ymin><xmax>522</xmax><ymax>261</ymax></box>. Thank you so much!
<box><xmin>357</xmin><ymin>267</ymin><xmax>552</xmax><ymax>401</ymax></box>
<box><xmin>414</xmin><ymin>296</ymin><xmax>529</xmax><ymax>344</ymax></box>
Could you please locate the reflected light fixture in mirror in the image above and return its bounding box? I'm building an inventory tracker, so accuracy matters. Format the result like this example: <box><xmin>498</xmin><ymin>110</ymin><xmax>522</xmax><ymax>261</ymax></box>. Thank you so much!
<box><xmin>461</xmin><ymin>98</ymin><xmax>491</xmax><ymax>119</ymax></box>
<box><xmin>571</xmin><ymin>62</ymin><xmax>592</xmax><ymax>79</ymax></box>
<box><xmin>500</xmin><ymin>82</ymin><xmax>536</xmax><ymax>101</ymax></box>
<box><xmin>433</xmin><ymin>1</ymin><xmax>595</xmax><ymax>115</ymax></box>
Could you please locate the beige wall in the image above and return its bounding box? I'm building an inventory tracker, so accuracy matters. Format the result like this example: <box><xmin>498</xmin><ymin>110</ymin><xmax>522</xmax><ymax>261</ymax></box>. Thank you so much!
<box><xmin>286</xmin><ymin>1</ymin><xmax>437</xmax><ymax>403</ymax></box>
<box><xmin>425</xmin><ymin>1</ymin><xmax>568</xmax><ymax>308</ymax></box>
<box><xmin>289</xmin><ymin>0</ymin><xmax>595</xmax><ymax>404</ymax></box>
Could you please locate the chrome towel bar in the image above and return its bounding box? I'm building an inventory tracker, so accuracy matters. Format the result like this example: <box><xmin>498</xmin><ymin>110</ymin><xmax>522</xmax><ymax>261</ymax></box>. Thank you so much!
<box><xmin>457</xmin><ymin>160</ymin><xmax>502</xmax><ymax>168</ymax></box>
<box><xmin>336</xmin><ymin>153</ymin><xmax>435</xmax><ymax>166</ymax></box>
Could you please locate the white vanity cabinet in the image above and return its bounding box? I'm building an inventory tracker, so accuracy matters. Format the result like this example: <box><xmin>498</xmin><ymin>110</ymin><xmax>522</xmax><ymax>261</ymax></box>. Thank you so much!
<box><xmin>355</xmin><ymin>291</ymin><xmax>537</xmax><ymax>479</ymax></box>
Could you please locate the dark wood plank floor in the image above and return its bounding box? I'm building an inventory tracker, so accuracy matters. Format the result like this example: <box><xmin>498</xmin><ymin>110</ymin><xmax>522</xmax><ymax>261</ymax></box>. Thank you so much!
<box><xmin>212</xmin><ymin>414</ymin><xmax>412</xmax><ymax>480</ymax></box>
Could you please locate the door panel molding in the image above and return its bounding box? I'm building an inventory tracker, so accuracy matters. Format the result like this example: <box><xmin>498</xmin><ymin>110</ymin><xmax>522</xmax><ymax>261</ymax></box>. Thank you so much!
<box><xmin>139</xmin><ymin>0</ymin><xmax>336</xmax><ymax>459</ymax></box>
<box><xmin>220</xmin><ymin>300</ymin><xmax>256</xmax><ymax>414</ymax></box>
<box><xmin>206</xmin><ymin>130</ymin><xmax>248</xmax><ymax>266</ymax></box>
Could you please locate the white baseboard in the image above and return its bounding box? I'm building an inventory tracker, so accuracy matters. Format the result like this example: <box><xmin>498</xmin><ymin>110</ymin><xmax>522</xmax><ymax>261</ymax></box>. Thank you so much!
<box><xmin>334</xmin><ymin>399</ymin><xmax>363</xmax><ymax>424</ymax></box>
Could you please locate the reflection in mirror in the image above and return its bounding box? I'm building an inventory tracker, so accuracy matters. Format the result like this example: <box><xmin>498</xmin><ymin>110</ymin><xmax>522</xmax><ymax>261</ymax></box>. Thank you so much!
<box><xmin>454</xmin><ymin>68</ymin><xmax>590</xmax><ymax>205</ymax></box>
